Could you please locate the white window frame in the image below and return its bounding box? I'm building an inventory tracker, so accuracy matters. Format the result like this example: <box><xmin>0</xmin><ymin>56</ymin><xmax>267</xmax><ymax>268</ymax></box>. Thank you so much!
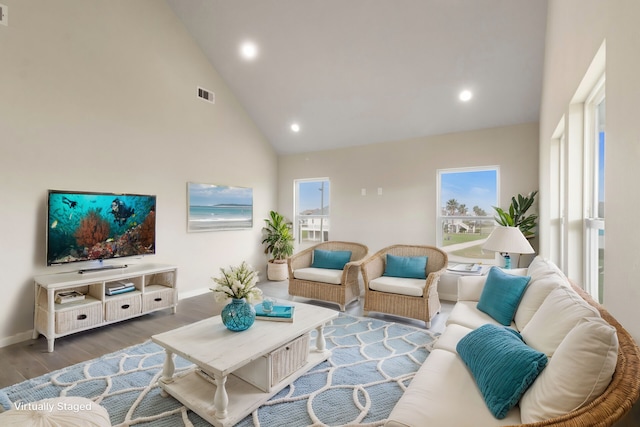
<box><xmin>436</xmin><ymin>166</ymin><xmax>500</xmax><ymax>263</ymax></box>
<box><xmin>583</xmin><ymin>75</ymin><xmax>605</xmax><ymax>302</ymax></box>
<box><xmin>293</xmin><ymin>178</ymin><xmax>330</xmax><ymax>248</ymax></box>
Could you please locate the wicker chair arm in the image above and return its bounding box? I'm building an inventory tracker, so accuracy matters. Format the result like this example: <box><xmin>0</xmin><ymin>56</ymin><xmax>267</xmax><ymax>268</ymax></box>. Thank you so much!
<box><xmin>422</xmin><ymin>266</ymin><xmax>446</xmax><ymax>298</ymax></box>
<box><xmin>341</xmin><ymin>261</ymin><xmax>363</xmax><ymax>285</ymax></box>
<box><xmin>360</xmin><ymin>253</ymin><xmax>386</xmax><ymax>285</ymax></box>
<box><xmin>287</xmin><ymin>247</ymin><xmax>314</xmax><ymax>276</ymax></box>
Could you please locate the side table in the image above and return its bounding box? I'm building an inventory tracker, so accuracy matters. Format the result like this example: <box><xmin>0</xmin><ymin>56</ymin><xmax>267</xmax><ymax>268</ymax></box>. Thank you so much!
<box><xmin>439</xmin><ymin>264</ymin><xmax>490</xmax><ymax>301</ymax></box>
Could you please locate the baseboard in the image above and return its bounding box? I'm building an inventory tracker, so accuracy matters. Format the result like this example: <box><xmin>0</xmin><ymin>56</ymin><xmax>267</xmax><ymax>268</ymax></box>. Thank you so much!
<box><xmin>439</xmin><ymin>292</ymin><xmax>458</xmax><ymax>302</ymax></box>
<box><xmin>0</xmin><ymin>330</ymin><xmax>34</xmax><ymax>349</ymax></box>
<box><xmin>0</xmin><ymin>289</ymin><xmax>211</xmax><ymax>349</ymax></box>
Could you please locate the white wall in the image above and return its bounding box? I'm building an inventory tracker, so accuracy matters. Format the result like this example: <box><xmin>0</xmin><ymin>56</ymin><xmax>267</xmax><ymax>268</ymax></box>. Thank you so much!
<box><xmin>279</xmin><ymin>123</ymin><xmax>539</xmax><ymax>254</ymax></box>
<box><xmin>0</xmin><ymin>0</ymin><xmax>277</xmax><ymax>345</ymax></box>
<box><xmin>540</xmin><ymin>0</ymin><xmax>640</xmax><ymax>342</ymax></box>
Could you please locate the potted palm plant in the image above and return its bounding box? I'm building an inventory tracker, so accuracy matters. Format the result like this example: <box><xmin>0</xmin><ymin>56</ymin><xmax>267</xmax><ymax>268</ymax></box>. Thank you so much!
<box><xmin>261</xmin><ymin>210</ymin><xmax>295</xmax><ymax>281</ymax></box>
<box><xmin>493</xmin><ymin>191</ymin><xmax>538</xmax><ymax>237</ymax></box>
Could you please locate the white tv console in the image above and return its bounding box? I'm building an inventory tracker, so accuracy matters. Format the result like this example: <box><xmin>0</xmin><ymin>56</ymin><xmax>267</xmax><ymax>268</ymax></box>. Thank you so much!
<box><xmin>33</xmin><ymin>263</ymin><xmax>178</xmax><ymax>352</ymax></box>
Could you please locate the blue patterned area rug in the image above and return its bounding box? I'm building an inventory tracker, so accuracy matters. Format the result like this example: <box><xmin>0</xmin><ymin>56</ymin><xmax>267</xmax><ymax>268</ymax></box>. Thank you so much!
<box><xmin>1</xmin><ymin>315</ymin><xmax>437</xmax><ymax>427</ymax></box>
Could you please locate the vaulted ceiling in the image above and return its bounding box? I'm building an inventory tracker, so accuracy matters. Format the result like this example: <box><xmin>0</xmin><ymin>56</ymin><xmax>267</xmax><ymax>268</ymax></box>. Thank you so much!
<box><xmin>166</xmin><ymin>0</ymin><xmax>548</xmax><ymax>154</ymax></box>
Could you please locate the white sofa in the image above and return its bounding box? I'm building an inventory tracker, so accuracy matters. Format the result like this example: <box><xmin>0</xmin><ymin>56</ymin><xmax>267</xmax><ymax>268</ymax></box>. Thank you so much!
<box><xmin>386</xmin><ymin>256</ymin><xmax>640</xmax><ymax>427</ymax></box>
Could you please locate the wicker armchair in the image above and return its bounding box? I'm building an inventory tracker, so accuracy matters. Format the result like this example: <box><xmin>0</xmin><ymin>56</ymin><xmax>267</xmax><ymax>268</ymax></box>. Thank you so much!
<box><xmin>361</xmin><ymin>245</ymin><xmax>448</xmax><ymax>328</ymax></box>
<box><xmin>287</xmin><ymin>241</ymin><xmax>369</xmax><ymax>311</ymax></box>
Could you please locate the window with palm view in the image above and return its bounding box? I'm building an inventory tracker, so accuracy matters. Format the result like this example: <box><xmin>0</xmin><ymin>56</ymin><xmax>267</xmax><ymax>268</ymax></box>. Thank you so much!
<box><xmin>437</xmin><ymin>167</ymin><xmax>499</xmax><ymax>262</ymax></box>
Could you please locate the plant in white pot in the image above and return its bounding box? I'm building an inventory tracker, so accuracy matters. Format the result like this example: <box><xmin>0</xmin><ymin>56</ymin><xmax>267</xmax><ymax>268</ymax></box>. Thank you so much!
<box><xmin>261</xmin><ymin>210</ymin><xmax>294</xmax><ymax>281</ymax></box>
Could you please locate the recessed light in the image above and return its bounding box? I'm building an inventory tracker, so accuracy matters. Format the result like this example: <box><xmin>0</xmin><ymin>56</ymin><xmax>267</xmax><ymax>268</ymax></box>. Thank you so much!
<box><xmin>459</xmin><ymin>90</ymin><xmax>473</xmax><ymax>102</ymax></box>
<box><xmin>291</xmin><ymin>123</ymin><xmax>300</xmax><ymax>132</ymax></box>
<box><xmin>240</xmin><ymin>41</ymin><xmax>258</xmax><ymax>60</ymax></box>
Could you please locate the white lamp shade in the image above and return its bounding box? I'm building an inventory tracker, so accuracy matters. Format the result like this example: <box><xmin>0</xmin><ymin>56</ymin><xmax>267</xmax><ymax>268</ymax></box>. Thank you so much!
<box><xmin>482</xmin><ymin>226</ymin><xmax>535</xmax><ymax>254</ymax></box>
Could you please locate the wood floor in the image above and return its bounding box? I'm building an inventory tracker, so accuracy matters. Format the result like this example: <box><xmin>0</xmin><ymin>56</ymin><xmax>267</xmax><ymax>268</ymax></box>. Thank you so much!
<box><xmin>0</xmin><ymin>281</ymin><xmax>451</xmax><ymax>390</ymax></box>
<box><xmin>1</xmin><ymin>280</ymin><xmax>638</xmax><ymax>426</ymax></box>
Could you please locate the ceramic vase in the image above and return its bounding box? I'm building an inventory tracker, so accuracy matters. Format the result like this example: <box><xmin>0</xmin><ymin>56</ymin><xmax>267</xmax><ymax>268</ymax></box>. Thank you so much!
<box><xmin>221</xmin><ymin>298</ymin><xmax>256</xmax><ymax>331</ymax></box>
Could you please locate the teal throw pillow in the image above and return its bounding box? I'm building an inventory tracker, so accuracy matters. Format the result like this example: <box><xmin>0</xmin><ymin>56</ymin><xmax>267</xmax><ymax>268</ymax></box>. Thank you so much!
<box><xmin>457</xmin><ymin>324</ymin><xmax>548</xmax><ymax>419</ymax></box>
<box><xmin>311</xmin><ymin>249</ymin><xmax>352</xmax><ymax>270</ymax></box>
<box><xmin>383</xmin><ymin>254</ymin><xmax>428</xmax><ymax>279</ymax></box>
<box><xmin>477</xmin><ymin>267</ymin><xmax>531</xmax><ymax>326</ymax></box>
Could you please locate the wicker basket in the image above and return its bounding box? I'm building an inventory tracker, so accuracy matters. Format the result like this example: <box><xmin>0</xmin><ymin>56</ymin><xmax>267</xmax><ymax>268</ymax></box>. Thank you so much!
<box><xmin>55</xmin><ymin>300</ymin><xmax>102</xmax><ymax>334</ymax></box>
<box><xmin>143</xmin><ymin>287</ymin><xmax>174</xmax><ymax>312</ymax></box>
<box><xmin>105</xmin><ymin>293</ymin><xmax>142</xmax><ymax>322</ymax></box>
<box><xmin>271</xmin><ymin>333</ymin><xmax>310</xmax><ymax>385</ymax></box>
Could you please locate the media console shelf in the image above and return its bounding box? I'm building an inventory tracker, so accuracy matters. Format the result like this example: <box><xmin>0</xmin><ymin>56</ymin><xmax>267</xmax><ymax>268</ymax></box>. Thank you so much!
<box><xmin>33</xmin><ymin>263</ymin><xmax>178</xmax><ymax>352</ymax></box>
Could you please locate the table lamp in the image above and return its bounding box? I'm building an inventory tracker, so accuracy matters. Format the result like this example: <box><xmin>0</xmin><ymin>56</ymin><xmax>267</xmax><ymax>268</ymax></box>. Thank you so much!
<box><xmin>482</xmin><ymin>226</ymin><xmax>535</xmax><ymax>268</ymax></box>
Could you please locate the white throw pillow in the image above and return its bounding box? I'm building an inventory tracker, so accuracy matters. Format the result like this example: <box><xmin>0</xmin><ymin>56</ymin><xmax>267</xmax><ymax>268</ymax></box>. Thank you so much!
<box><xmin>514</xmin><ymin>276</ymin><xmax>562</xmax><ymax>331</ymax></box>
<box><xmin>520</xmin><ymin>318</ymin><xmax>618</xmax><ymax>423</ymax></box>
<box><xmin>0</xmin><ymin>397</ymin><xmax>111</xmax><ymax>427</ymax></box>
<box><xmin>520</xmin><ymin>286</ymin><xmax>600</xmax><ymax>356</ymax></box>
<box><xmin>526</xmin><ymin>256</ymin><xmax>569</xmax><ymax>283</ymax></box>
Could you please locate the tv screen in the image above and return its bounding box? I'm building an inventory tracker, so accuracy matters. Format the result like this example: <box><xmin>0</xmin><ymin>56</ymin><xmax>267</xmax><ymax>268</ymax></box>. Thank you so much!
<box><xmin>47</xmin><ymin>190</ymin><xmax>156</xmax><ymax>266</ymax></box>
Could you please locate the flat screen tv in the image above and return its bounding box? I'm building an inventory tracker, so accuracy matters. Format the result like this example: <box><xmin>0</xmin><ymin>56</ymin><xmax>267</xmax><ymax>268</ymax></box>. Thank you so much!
<box><xmin>47</xmin><ymin>190</ymin><xmax>156</xmax><ymax>266</ymax></box>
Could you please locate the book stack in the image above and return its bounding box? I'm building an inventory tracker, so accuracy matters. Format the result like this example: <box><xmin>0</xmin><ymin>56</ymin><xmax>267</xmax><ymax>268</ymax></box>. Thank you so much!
<box><xmin>446</xmin><ymin>263</ymin><xmax>485</xmax><ymax>275</ymax></box>
<box><xmin>255</xmin><ymin>303</ymin><xmax>295</xmax><ymax>322</ymax></box>
<box><xmin>55</xmin><ymin>290</ymin><xmax>85</xmax><ymax>304</ymax></box>
<box><xmin>105</xmin><ymin>281</ymin><xmax>136</xmax><ymax>296</ymax></box>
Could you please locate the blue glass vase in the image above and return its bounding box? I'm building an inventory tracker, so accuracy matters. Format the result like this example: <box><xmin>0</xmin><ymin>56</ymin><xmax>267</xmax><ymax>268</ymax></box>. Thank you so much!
<box><xmin>221</xmin><ymin>298</ymin><xmax>256</xmax><ymax>331</ymax></box>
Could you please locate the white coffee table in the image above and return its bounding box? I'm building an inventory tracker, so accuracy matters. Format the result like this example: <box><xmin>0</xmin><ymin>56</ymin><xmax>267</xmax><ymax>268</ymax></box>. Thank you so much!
<box><xmin>151</xmin><ymin>301</ymin><xmax>338</xmax><ymax>427</ymax></box>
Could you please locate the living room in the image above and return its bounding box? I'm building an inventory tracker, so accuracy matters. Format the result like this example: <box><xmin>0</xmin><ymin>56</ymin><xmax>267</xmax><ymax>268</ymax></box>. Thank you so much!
<box><xmin>1</xmin><ymin>0</ymin><xmax>640</xmax><ymax>425</ymax></box>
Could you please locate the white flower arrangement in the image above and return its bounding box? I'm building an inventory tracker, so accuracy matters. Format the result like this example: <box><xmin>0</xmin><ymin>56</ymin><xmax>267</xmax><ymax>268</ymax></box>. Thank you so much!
<box><xmin>210</xmin><ymin>261</ymin><xmax>262</xmax><ymax>303</ymax></box>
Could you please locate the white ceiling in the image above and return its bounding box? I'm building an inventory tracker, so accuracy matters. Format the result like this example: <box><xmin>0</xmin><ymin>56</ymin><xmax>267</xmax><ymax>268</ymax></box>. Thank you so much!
<box><xmin>166</xmin><ymin>0</ymin><xmax>548</xmax><ymax>155</ymax></box>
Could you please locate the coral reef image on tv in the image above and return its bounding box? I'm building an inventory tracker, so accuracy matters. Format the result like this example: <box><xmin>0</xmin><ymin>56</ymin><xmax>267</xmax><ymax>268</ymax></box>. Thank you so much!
<box><xmin>47</xmin><ymin>190</ymin><xmax>156</xmax><ymax>266</ymax></box>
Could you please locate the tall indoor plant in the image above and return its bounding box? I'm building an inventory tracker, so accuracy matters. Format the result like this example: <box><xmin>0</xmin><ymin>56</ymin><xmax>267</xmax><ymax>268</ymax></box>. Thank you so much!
<box><xmin>493</xmin><ymin>190</ymin><xmax>538</xmax><ymax>237</ymax></box>
<box><xmin>262</xmin><ymin>210</ymin><xmax>294</xmax><ymax>281</ymax></box>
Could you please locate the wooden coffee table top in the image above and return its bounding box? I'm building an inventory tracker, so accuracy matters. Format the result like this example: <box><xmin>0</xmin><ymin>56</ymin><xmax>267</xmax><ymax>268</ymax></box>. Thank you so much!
<box><xmin>151</xmin><ymin>301</ymin><xmax>338</xmax><ymax>377</ymax></box>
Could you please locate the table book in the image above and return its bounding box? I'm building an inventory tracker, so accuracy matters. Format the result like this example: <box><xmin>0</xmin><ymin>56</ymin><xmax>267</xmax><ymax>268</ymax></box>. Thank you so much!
<box><xmin>254</xmin><ymin>303</ymin><xmax>295</xmax><ymax>322</ymax></box>
<box><xmin>446</xmin><ymin>263</ymin><xmax>484</xmax><ymax>275</ymax></box>
<box><xmin>105</xmin><ymin>281</ymin><xmax>136</xmax><ymax>296</ymax></box>
<box><xmin>55</xmin><ymin>290</ymin><xmax>85</xmax><ymax>304</ymax></box>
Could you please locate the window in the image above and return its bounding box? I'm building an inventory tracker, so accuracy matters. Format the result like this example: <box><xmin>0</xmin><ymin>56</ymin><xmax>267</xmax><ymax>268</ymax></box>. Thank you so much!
<box><xmin>437</xmin><ymin>167</ymin><xmax>499</xmax><ymax>262</ymax></box>
<box><xmin>584</xmin><ymin>78</ymin><xmax>605</xmax><ymax>302</ymax></box>
<box><xmin>549</xmin><ymin>119</ymin><xmax>567</xmax><ymax>271</ymax></box>
<box><xmin>294</xmin><ymin>178</ymin><xmax>330</xmax><ymax>246</ymax></box>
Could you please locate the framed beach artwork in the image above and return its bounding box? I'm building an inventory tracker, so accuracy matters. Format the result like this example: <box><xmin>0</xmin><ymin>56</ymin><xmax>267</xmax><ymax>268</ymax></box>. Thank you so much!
<box><xmin>187</xmin><ymin>182</ymin><xmax>253</xmax><ymax>232</ymax></box>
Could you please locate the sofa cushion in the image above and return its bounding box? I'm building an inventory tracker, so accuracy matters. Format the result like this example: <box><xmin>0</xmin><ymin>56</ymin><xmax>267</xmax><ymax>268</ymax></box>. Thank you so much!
<box><xmin>311</xmin><ymin>249</ymin><xmax>352</xmax><ymax>270</ymax></box>
<box><xmin>385</xmin><ymin>349</ymin><xmax>522</xmax><ymax>427</ymax></box>
<box><xmin>520</xmin><ymin>317</ymin><xmax>618</xmax><ymax>423</ymax></box>
<box><xmin>526</xmin><ymin>256</ymin><xmax>569</xmax><ymax>283</ymax></box>
<box><xmin>514</xmin><ymin>275</ymin><xmax>562</xmax><ymax>331</ymax></box>
<box><xmin>293</xmin><ymin>267</ymin><xmax>342</xmax><ymax>284</ymax></box>
<box><xmin>383</xmin><ymin>254</ymin><xmax>428</xmax><ymax>279</ymax></box>
<box><xmin>369</xmin><ymin>276</ymin><xmax>425</xmax><ymax>297</ymax></box>
<box><xmin>457</xmin><ymin>324</ymin><xmax>548</xmax><ymax>419</ymax></box>
<box><xmin>433</xmin><ymin>323</ymin><xmax>473</xmax><ymax>353</ymax></box>
<box><xmin>521</xmin><ymin>286</ymin><xmax>601</xmax><ymax>357</ymax></box>
<box><xmin>477</xmin><ymin>267</ymin><xmax>531</xmax><ymax>326</ymax></box>
<box><xmin>446</xmin><ymin>301</ymin><xmax>514</xmax><ymax>330</ymax></box>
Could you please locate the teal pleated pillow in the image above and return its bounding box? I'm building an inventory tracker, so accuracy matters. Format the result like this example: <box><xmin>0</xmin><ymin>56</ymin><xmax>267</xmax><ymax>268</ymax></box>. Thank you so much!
<box><xmin>311</xmin><ymin>249</ymin><xmax>352</xmax><ymax>270</ymax></box>
<box><xmin>477</xmin><ymin>267</ymin><xmax>531</xmax><ymax>326</ymax></box>
<box><xmin>457</xmin><ymin>324</ymin><xmax>548</xmax><ymax>419</ymax></box>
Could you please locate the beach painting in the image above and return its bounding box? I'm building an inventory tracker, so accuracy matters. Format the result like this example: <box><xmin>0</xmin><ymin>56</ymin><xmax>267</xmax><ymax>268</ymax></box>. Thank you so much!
<box><xmin>187</xmin><ymin>182</ymin><xmax>253</xmax><ymax>232</ymax></box>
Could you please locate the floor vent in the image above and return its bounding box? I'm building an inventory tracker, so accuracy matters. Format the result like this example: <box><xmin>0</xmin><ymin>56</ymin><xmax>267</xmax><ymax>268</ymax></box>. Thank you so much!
<box><xmin>197</xmin><ymin>87</ymin><xmax>215</xmax><ymax>104</ymax></box>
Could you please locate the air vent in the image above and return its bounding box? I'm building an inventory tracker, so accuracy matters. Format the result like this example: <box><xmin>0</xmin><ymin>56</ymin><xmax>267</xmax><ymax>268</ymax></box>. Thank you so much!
<box><xmin>0</xmin><ymin>3</ymin><xmax>8</xmax><ymax>26</ymax></box>
<box><xmin>197</xmin><ymin>87</ymin><xmax>215</xmax><ymax>104</ymax></box>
